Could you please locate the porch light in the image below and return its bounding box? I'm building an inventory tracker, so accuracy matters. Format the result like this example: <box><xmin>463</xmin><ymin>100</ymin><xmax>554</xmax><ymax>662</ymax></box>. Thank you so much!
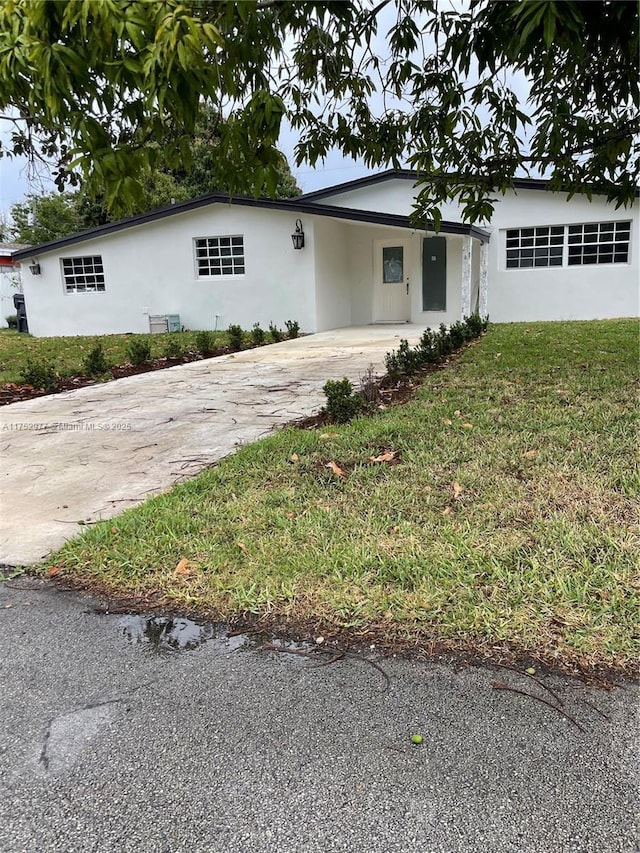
<box><xmin>291</xmin><ymin>219</ymin><xmax>305</xmax><ymax>250</ymax></box>
<box><xmin>29</xmin><ymin>262</ymin><xmax>41</xmax><ymax>275</ymax></box>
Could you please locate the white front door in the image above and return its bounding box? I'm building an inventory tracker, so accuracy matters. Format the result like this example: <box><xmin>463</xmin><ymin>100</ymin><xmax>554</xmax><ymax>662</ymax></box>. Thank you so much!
<box><xmin>373</xmin><ymin>240</ymin><xmax>411</xmax><ymax>322</ymax></box>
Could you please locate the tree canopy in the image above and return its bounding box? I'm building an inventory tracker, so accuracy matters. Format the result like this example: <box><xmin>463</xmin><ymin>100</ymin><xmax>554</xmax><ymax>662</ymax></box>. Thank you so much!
<box><xmin>8</xmin><ymin>107</ymin><xmax>301</xmax><ymax>244</ymax></box>
<box><xmin>0</xmin><ymin>0</ymin><xmax>637</xmax><ymax>224</ymax></box>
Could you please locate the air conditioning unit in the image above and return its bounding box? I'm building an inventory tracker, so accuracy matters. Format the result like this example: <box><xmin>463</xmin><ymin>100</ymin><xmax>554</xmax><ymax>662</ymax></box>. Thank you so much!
<box><xmin>149</xmin><ymin>314</ymin><xmax>181</xmax><ymax>334</ymax></box>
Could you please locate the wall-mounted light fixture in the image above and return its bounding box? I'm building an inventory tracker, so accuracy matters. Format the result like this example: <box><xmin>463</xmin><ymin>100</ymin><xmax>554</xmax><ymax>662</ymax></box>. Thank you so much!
<box><xmin>29</xmin><ymin>262</ymin><xmax>41</xmax><ymax>275</ymax></box>
<box><xmin>291</xmin><ymin>219</ymin><xmax>305</xmax><ymax>250</ymax></box>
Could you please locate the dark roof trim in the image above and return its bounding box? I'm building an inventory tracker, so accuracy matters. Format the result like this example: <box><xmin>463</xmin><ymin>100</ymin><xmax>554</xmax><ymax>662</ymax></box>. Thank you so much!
<box><xmin>297</xmin><ymin>168</ymin><xmax>640</xmax><ymax>201</ymax></box>
<box><xmin>298</xmin><ymin>169</ymin><xmax>416</xmax><ymax>200</ymax></box>
<box><xmin>13</xmin><ymin>192</ymin><xmax>490</xmax><ymax>259</ymax></box>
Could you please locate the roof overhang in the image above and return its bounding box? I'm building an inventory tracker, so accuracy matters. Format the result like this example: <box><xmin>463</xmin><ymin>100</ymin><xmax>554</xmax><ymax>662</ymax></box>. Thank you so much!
<box><xmin>297</xmin><ymin>168</ymin><xmax>640</xmax><ymax>203</ymax></box>
<box><xmin>12</xmin><ymin>193</ymin><xmax>491</xmax><ymax>260</ymax></box>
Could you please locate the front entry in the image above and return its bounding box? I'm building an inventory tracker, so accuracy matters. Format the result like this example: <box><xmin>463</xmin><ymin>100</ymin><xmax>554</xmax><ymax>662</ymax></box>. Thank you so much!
<box><xmin>373</xmin><ymin>239</ymin><xmax>411</xmax><ymax>322</ymax></box>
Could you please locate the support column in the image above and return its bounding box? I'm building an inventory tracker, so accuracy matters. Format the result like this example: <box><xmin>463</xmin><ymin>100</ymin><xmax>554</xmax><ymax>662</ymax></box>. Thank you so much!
<box><xmin>479</xmin><ymin>240</ymin><xmax>489</xmax><ymax>318</ymax></box>
<box><xmin>461</xmin><ymin>235</ymin><xmax>472</xmax><ymax>319</ymax></box>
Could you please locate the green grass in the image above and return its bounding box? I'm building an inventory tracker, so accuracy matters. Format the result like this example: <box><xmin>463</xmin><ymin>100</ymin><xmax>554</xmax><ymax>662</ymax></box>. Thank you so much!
<box><xmin>47</xmin><ymin>320</ymin><xmax>640</xmax><ymax>671</ymax></box>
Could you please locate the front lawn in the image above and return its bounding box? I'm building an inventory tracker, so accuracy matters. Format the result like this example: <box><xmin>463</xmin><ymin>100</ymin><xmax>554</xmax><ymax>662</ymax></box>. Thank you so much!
<box><xmin>47</xmin><ymin>319</ymin><xmax>639</xmax><ymax>672</ymax></box>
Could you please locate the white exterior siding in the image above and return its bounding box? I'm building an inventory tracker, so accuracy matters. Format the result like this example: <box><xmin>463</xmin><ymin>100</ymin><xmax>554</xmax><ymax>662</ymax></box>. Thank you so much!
<box><xmin>316</xmin><ymin>179</ymin><xmax>473</xmax><ymax>223</ymax></box>
<box><xmin>486</xmin><ymin>189</ymin><xmax>639</xmax><ymax>322</ymax></box>
<box><xmin>18</xmin><ymin>174</ymin><xmax>639</xmax><ymax>338</ymax></box>
<box><xmin>22</xmin><ymin>205</ymin><xmax>317</xmax><ymax>337</ymax></box>
<box><xmin>313</xmin><ymin>178</ymin><xmax>639</xmax><ymax>322</ymax></box>
<box><xmin>313</xmin><ymin>217</ymin><xmax>352</xmax><ymax>330</ymax></box>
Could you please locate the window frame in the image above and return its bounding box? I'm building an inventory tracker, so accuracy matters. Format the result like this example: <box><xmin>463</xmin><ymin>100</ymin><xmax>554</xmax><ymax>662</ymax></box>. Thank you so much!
<box><xmin>566</xmin><ymin>221</ymin><xmax>631</xmax><ymax>267</ymax></box>
<box><xmin>502</xmin><ymin>221</ymin><xmax>632</xmax><ymax>271</ymax></box>
<box><xmin>505</xmin><ymin>225</ymin><xmax>565</xmax><ymax>270</ymax></box>
<box><xmin>60</xmin><ymin>255</ymin><xmax>106</xmax><ymax>294</ymax></box>
<box><xmin>194</xmin><ymin>235</ymin><xmax>246</xmax><ymax>279</ymax></box>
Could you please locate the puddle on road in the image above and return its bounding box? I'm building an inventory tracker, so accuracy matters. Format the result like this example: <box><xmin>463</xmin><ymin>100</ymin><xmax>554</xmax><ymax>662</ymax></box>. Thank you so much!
<box><xmin>118</xmin><ymin>614</ymin><xmax>255</xmax><ymax>654</ymax></box>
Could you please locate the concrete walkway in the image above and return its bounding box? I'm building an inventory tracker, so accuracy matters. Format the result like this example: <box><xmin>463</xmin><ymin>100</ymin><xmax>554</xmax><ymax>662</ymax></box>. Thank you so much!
<box><xmin>0</xmin><ymin>326</ymin><xmax>424</xmax><ymax>565</ymax></box>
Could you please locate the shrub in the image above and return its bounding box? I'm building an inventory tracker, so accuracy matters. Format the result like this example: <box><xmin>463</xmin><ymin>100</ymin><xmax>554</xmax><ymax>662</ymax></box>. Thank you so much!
<box><xmin>227</xmin><ymin>324</ymin><xmax>244</xmax><ymax>351</ymax></box>
<box><xmin>163</xmin><ymin>336</ymin><xmax>184</xmax><ymax>359</ymax></box>
<box><xmin>127</xmin><ymin>337</ymin><xmax>152</xmax><ymax>365</ymax></box>
<box><xmin>464</xmin><ymin>312</ymin><xmax>488</xmax><ymax>337</ymax></box>
<box><xmin>384</xmin><ymin>350</ymin><xmax>403</xmax><ymax>384</ymax></box>
<box><xmin>285</xmin><ymin>319</ymin><xmax>300</xmax><ymax>339</ymax></box>
<box><xmin>323</xmin><ymin>378</ymin><xmax>362</xmax><ymax>423</ymax></box>
<box><xmin>4</xmin><ymin>314</ymin><xmax>17</xmax><ymax>329</ymax></box>
<box><xmin>269</xmin><ymin>322</ymin><xmax>284</xmax><ymax>343</ymax></box>
<box><xmin>20</xmin><ymin>358</ymin><xmax>57</xmax><ymax>392</ymax></box>
<box><xmin>195</xmin><ymin>330</ymin><xmax>216</xmax><ymax>356</ymax></box>
<box><xmin>82</xmin><ymin>343</ymin><xmax>110</xmax><ymax>377</ymax></box>
<box><xmin>436</xmin><ymin>324</ymin><xmax>454</xmax><ymax>356</ymax></box>
<box><xmin>448</xmin><ymin>320</ymin><xmax>468</xmax><ymax>349</ymax></box>
<box><xmin>397</xmin><ymin>338</ymin><xmax>423</xmax><ymax>375</ymax></box>
<box><xmin>418</xmin><ymin>328</ymin><xmax>439</xmax><ymax>364</ymax></box>
<box><xmin>250</xmin><ymin>323</ymin><xmax>266</xmax><ymax>346</ymax></box>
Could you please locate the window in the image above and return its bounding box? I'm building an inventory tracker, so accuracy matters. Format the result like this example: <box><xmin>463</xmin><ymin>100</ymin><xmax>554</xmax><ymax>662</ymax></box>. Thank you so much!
<box><xmin>505</xmin><ymin>221</ymin><xmax>631</xmax><ymax>270</ymax></box>
<box><xmin>567</xmin><ymin>221</ymin><xmax>631</xmax><ymax>266</ymax></box>
<box><xmin>506</xmin><ymin>226</ymin><xmax>564</xmax><ymax>269</ymax></box>
<box><xmin>382</xmin><ymin>246</ymin><xmax>404</xmax><ymax>283</ymax></box>
<box><xmin>61</xmin><ymin>256</ymin><xmax>105</xmax><ymax>293</ymax></box>
<box><xmin>195</xmin><ymin>236</ymin><xmax>245</xmax><ymax>276</ymax></box>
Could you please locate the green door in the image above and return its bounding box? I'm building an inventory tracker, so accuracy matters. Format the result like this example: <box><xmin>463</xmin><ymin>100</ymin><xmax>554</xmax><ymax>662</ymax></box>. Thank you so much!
<box><xmin>422</xmin><ymin>237</ymin><xmax>447</xmax><ymax>311</ymax></box>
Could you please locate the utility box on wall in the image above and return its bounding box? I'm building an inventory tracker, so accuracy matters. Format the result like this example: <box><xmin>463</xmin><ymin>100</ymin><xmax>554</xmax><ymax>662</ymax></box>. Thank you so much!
<box><xmin>149</xmin><ymin>314</ymin><xmax>181</xmax><ymax>334</ymax></box>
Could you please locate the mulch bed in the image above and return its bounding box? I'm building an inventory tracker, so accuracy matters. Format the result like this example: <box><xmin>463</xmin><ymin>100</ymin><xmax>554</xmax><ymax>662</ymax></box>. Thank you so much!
<box><xmin>0</xmin><ymin>349</ymin><xmax>232</xmax><ymax>406</ymax></box>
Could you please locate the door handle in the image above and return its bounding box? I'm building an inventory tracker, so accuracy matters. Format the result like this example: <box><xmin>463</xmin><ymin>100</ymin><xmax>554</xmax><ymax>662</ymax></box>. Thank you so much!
<box><xmin>406</xmin><ymin>278</ymin><xmax>410</xmax><ymax>295</ymax></box>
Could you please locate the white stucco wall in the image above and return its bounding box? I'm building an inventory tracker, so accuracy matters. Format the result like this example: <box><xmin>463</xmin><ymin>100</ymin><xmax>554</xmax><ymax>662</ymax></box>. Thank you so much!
<box><xmin>22</xmin><ymin>204</ymin><xmax>318</xmax><ymax>337</ymax></box>
<box><xmin>313</xmin><ymin>178</ymin><xmax>639</xmax><ymax>322</ymax></box>
<box><xmin>313</xmin><ymin>217</ymin><xmax>352</xmax><ymax>329</ymax></box>
<box><xmin>486</xmin><ymin>189</ymin><xmax>639</xmax><ymax>322</ymax></box>
<box><xmin>315</xmin><ymin>178</ymin><xmax>471</xmax><ymax>223</ymax></box>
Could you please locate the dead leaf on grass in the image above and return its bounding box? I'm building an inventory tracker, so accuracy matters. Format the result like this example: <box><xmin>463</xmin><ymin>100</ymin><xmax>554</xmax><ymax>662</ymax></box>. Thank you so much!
<box><xmin>523</xmin><ymin>449</ymin><xmax>538</xmax><ymax>459</ymax></box>
<box><xmin>237</xmin><ymin>542</ymin><xmax>248</xmax><ymax>553</ymax></box>
<box><xmin>174</xmin><ymin>558</ymin><xmax>191</xmax><ymax>576</ymax></box>
<box><xmin>442</xmin><ymin>507</ymin><xmax>452</xmax><ymax>516</ymax></box>
<box><xmin>320</xmin><ymin>432</ymin><xmax>338</xmax><ymax>440</ymax></box>
<box><xmin>47</xmin><ymin>566</ymin><xmax>61</xmax><ymax>578</ymax></box>
<box><xmin>289</xmin><ymin>453</ymin><xmax>299</xmax><ymax>463</ymax></box>
<box><xmin>369</xmin><ymin>449</ymin><xmax>401</xmax><ymax>464</ymax></box>
<box><xmin>462</xmin><ymin>423</ymin><xmax>473</xmax><ymax>429</ymax></box>
<box><xmin>326</xmin><ymin>461</ymin><xmax>348</xmax><ymax>480</ymax></box>
<box><xmin>452</xmin><ymin>481</ymin><xmax>463</xmax><ymax>499</ymax></box>
<box><xmin>442</xmin><ymin>418</ymin><xmax>453</xmax><ymax>426</ymax></box>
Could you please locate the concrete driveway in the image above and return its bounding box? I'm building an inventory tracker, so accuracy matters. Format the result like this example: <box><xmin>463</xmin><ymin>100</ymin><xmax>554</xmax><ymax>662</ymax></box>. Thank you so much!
<box><xmin>0</xmin><ymin>326</ymin><xmax>424</xmax><ymax>566</ymax></box>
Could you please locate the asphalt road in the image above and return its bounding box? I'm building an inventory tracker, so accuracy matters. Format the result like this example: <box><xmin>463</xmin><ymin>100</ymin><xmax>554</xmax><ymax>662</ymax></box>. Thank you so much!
<box><xmin>1</xmin><ymin>578</ymin><xmax>638</xmax><ymax>853</ymax></box>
